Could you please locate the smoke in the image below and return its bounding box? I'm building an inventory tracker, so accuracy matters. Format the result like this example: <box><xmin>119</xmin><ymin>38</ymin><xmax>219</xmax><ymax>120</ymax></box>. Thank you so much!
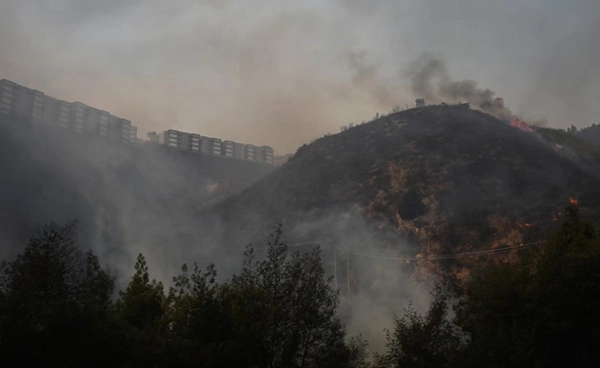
<box><xmin>2</xmin><ymin>0</ymin><xmax>600</xmax><ymax>354</ymax></box>
<box><xmin>408</xmin><ymin>52</ymin><xmax>513</xmax><ymax>120</ymax></box>
<box><xmin>1</xmin><ymin>0</ymin><xmax>599</xmax><ymax>153</ymax></box>
<box><xmin>345</xmin><ymin>50</ymin><xmax>402</xmax><ymax>109</ymax></box>
<box><xmin>254</xmin><ymin>209</ymin><xmax>432</xmax><ymax>352</ymax></box>
<box><xmin>0</xmin><ymin>0</ymin><xmax>398</xmax><ymax>154</ymax></box>
<box><xmin>0</xmin><ymin>118</ymin><xmax>274</xmax><ymax>285</ymax></box>
<box><xmin>0</xmin><ymin>117</ymin><xmax>430</xmax><ymax>353</ymax></box>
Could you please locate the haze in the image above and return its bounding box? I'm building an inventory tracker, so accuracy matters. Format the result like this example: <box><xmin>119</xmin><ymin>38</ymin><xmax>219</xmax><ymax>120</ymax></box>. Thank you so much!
<box><xmin>0</xmin><ymin>0</ymin><xmax>598</xmax><ymax>153</ymax></box>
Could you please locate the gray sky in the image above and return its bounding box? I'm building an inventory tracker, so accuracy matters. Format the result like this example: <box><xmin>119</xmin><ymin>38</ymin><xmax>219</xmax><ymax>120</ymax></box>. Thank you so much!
<box><xmin>1</xmin><ymin>0</ymin><xmax>598</xmax><ymax>153</ymax></box>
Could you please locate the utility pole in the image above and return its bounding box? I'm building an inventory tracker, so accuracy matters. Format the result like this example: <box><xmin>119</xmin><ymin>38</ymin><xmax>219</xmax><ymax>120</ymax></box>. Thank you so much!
<box><xmin>344</xmin><ymin>240</ymin><xmax>351</xmax><ymax>303</ymax></box>
<box><xmin>333</xmin><ymin>240</ymin><xmax>338</xmax><ymax>290</ymax></box>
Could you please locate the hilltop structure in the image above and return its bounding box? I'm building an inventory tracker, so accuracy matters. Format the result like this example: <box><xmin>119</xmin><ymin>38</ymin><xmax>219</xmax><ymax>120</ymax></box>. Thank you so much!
<box><xmin>0</xmin><ymin>79</ymin><xmax>136</xmax><ymax>144</ymax></box>
<box><xmin>0</xmin><ymin>78</ymin><xmax>274</xmax><ymax>164</ymax></box>
<box><xmin>158</xmin><ymin>129</ymin><xmax>273</xmax><ymax>164</ymax></box>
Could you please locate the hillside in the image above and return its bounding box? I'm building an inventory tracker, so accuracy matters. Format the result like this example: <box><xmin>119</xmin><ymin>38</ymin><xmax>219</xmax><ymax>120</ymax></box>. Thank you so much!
<box><xmin>210</xmin><ymin>105</ymin><xmax>600</xmax><ymax>274</ymax></box>
<box><xmin>0</xmin><ymin>117</ymin><xmax>274</xmax><ymax>271</ymax></box>
<box><xmin>577</xmin><ymin>123</ymin><xmax>600</xmax><ymax>146</ymax></box>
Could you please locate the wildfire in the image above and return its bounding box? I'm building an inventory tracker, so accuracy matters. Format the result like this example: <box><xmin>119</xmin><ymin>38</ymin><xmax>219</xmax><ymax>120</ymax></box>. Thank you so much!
<box><xmin>517</xmin><ymin>222</ymin><xmax>533</xmax><ymax>228</ymax></box>
<box><xmin>569</xmin><ymin>198</ymin><xmax>578</xmax><ymax>205</ymax></box>
<box><xmin>510</xmin><ymin>119</ymin><xmax>534</xmax><ymax>132</ymax></box>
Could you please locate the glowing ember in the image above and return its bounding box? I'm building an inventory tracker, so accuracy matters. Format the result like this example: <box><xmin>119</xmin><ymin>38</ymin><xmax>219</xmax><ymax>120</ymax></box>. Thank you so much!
<box><xmin>517</xmin><ymin>222</ymin><xmax>533</xmax><ymax>228</ymax></box>
<box><xmin>510</xmin><ymin>119</ymin><xmax>534</xmax><ymax>132</ymax></box>
<box><xmin>570</xmin><ymin>198</ymin><xmax>578</xmax><ymax>205</ymax></box>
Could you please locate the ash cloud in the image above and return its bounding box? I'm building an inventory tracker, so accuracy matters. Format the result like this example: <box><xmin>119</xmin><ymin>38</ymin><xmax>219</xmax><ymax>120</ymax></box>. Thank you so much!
<box><xmin>408</xmin><ymin>52</ymin><xmax>513</xmax><ymax>120</ymax></box>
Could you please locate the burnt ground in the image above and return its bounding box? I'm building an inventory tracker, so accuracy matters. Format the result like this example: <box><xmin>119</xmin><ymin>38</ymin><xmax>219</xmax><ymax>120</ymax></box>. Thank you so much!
<box><xmin>209</xmin><ymin>105</ymin><xmax>600</xmax><ymax>275</ymax></box>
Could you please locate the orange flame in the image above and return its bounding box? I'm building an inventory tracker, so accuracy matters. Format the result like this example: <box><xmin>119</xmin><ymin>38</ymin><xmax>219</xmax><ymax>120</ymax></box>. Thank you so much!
<box><xmin>569</xmin><ymin>198</ymin><xmax>578</xmax><ymax>205</ymax></box>
<box><xmin>517</xmin><ymin>222</ymin><xmax>533</xmax><ymax>228</ymax></box>
<box><xmin>510</xmin><ymin>119</ymin><xmax>534</xmax><ymax>132</ymax></box>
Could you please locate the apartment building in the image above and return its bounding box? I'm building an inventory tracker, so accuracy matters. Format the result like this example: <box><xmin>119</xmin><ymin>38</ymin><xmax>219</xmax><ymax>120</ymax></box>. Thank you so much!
<box><xmin>42</xmin><ymin>96</ymin><xmax>70</xmax><ymax>128</ymax></box>
<box><xmin>130</xmin><ymin>125</ymin><xmax>138</xmax><ymax>142</ymax></box>
<box><xmin>255</xmin><ymin>145</ymin><xmax>274</xmax><ymax>164</ymax></box>
<box><xmin>1</xmin><ymin>78</ymin><xmax>276</xmax><ymax>157</ymax></box>
<box><xmin>233</xmin><ymin>142</ymin><xmax>246</xmax><ymax>159</ymax></box>
<box><xmin>68</xmin><ymin>101</ymin><xmax>87</xmax><ymax>133</ymax></box>
<box><xmin>68</xmin><ymin>102</ymin><xmax>108</xmax><ymax>135</ymax></box>
<box><xmin>160</xmin><ymin>129</ymin><xmax>200</xmax><ymax>152</ymax></box>
<box><xmin>0</xmin><ymin>79</ymin><xmax>44</xmax><ymax>123</ymax></box>
<box><xmin>108</xmin><ymin>115</ymin><xmax>131</xmax><ymax>144</ymax></box>
<box><xmin>210</xmin><ymin>138</ymin><xmax>222</xmax><ymax>155</ymax></box>
<box><xmin>0</xmin><ymin>79</ymin><xmax>12</xmax><ymax>115</ymax></box>
<box><xmin>1</xmin><ymin>79</ymin><xmax>134</xmax><ymax>145</ymax></box>
<box><xmin>157</xmin><ymin>129</ymin><xmax>273</xmax><ymax>164</ymax></box>
<box><xmin>160</xmin><ymin>129</ymin><xmax>178</xmax><ymax>148</ymax></box>
<box><xmin>245</xmin><ymin>144</ymin><xmax>256</xmax><ymax>161</ymax></box>
<box><xmin>199</xmin><ymin>136</ymin><xmax>210</xmax><ymax>154</ymax></box>
<box><xmin>199</xmin><ymin>136</ymin><xmax>221</xmax><ymax>155</ymax></box>
<box><xmin>221</xmin><ymin>140</ymin><xmax>235</xmax><ymax>157</ymax></box>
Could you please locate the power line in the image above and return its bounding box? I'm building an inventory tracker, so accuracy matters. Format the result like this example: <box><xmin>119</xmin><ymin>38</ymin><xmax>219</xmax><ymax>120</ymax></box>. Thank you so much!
<box><xmin>252</xmin><ymin>239</ymin><xmax>543</xmax><ymax>261</ymax></box>
<box><xmin>344</xmin><ymin>241</ymin><xmax>542</xmax><ymax>261</ymax></box>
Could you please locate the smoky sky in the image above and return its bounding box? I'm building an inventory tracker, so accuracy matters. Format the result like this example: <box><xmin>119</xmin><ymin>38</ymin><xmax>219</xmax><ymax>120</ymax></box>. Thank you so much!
<box><xmin>0</xmin><ymin>0</ymin><xmax>598</xmax><ymax>152</ymax></box>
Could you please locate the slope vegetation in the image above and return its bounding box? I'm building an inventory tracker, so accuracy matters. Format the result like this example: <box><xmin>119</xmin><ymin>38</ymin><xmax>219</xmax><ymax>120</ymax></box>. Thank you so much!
<box><xmin>213</xmin><ymin>105</ymin><xmax>600</xmax><ymax>269</ymax></box>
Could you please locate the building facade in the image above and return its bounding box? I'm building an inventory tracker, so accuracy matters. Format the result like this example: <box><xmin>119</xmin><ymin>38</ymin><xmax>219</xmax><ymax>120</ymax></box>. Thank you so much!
<box><xmin>0</xmin><ymin>79</ymin><xmax>12</xmax><ymax>115</ymax></box>
<box><xmin>68</xmin><ymin>101</ymin><xmax>87</xmax><ymax>133</ymax></box>
<box><xmin>1</xmin><ymin>79</ymin><xmax>133</xmax><ymax>145</ymax></box>
<box><xmin>42</xmin><ymin>96</ymin><xmax>70</xmax><ymax>128</ymax></box>
<box><xmin>245</xmin><ymin>144</ymin><xmax>256</xmax><ymax>161</ymax></box>
<box><xmin>107</xmin><ymin>116</ymin><xmax>131</xmax><ymax>144</ymax></box>
<box><xmin>255</xmin><ymin>145</ymin><xmax>274</xmax><ymax>164</ymax></box>
<box><xmin>1</xmin><ymin>78</ymin><xmax>276</xmax><ymax>157</ymax></box>
<box><xmin>0</xmin><ymin>79</ymin><xmax>44</xmax><ymax>123</ymax></box>
<box><xmin>157</xmin><ymin>129</ymin><xmax>274</xmax><ymax>164</ymax></box>
<box><xmin>130</xmin><ymin>125</ymin><xmax>138</xmax><ymax>142</ymax></box>
<box><xmin>221</xmin><ymin>140</ymin><xmax>235</xmax><ymax>157</ymax></box>
<box><xmin>159</xmin><ymin>129</ymin><xmax>200</xmax><ymax>152</ymax></box>
<box><xmin>233</xmin><ymin>142</ymin><xmax>246</xmax><ymax>159</ymax></box>
<box><xmin>209</xmin><ymin>138</ymin><xmax>222</xmax><ymax>155</ymax></box>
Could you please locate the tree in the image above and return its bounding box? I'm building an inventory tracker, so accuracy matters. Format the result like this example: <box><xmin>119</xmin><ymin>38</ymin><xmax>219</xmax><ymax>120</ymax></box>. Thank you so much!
<box><xmin>375</xmin><ymin>288</ymin><xmax>465</xmax><ymax>368</ymax></box>
<box><xmin>116</xmin><ymin>253</ymin><xmax>169</xmax><ymax>367</ymax></box>
<box><xmin>223</xmin><ymin>225</ymin><xmax>366</xmax><ymax>368</ymax></box>
<box><xmin>455</xmin><ymin>202</ymin><xmax>600</xmax><ymax>367</ymax></box>
<box><xmin>0</xmin><ymin>223</ymin><xmax>369</xmax><ymax>367</ymax></box>
<box><xmin>0</xmin><ymin>222</ymin><xmax>116</xmax><ymax>367</ymax></box>
<box><xmin>166</xmin><ymin>263</ymin><xmax>231</xmax><ymax>367</ymax></box>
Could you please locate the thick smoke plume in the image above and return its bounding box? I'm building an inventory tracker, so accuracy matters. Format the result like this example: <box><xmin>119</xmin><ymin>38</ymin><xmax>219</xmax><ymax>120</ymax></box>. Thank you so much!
<box><xmin>2</xmin><ymin>1</ymin><xmax>598</xmax><ymax>153</ymax></box>
<box><xmin>408</xmin><ymin>53</ymin><xmax>513</xmax><ymax>120</ymax></box>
